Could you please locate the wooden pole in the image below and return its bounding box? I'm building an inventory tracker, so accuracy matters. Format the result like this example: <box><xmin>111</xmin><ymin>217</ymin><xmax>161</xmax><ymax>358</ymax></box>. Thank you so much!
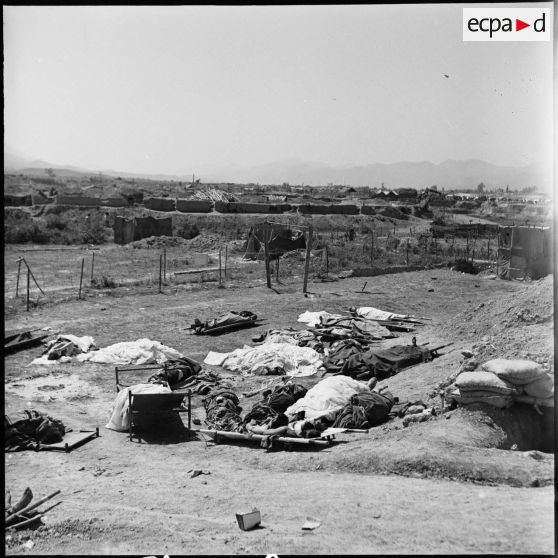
<box><xmin>406</xmin><ymin>243</ymin><xmax>409</xmax><ymax>266</ymax></box>
<box><xmin>16</xmin><ymin>258</ymin><xmax>22</xmax><ymax>298</ymax></box>
<box><xmin>224</xmin><ymin>245</ymin><xmax>228</xmax><ymax>278</ymax></box>
<box><xmin>276</xmin><ymin>256</ymin><xmax>280</xmax><ymax>281</ymax></box>
<box><xmin>22</xmin><ymin>259</ymin><xmax>45</xmax><ymax>295</ymax></box>
<box><xmin>219</xmin><ymin>246</ymin><xmax>223</xmax><ymax>286</ymax></box>
<box><xmin>163</xmin><ymin>248</ymin><xmax>167</xmax><ymax>281</ymax></box>
<box><xmin>159</xmin><ymin>254</ymin><xmax>163</xmax><ymax>293</ymax></box>
<box><xmin>370</xmin><ymin>231</ymin><xmax>374</xmax><ymax>264</ymax></box>
<box><xmin>26</xmin><ymin>267</ymin><xmax>30</xmax><ymax>311</ymax></box>
<box><xmin>90</xmin><ymin>252</ymin><xmax>95</xmax><ymax>284</ymax></box>
<box><xmin>496</xmin><ymin>232</ymin><xmax>500</xmax><ymax>277</ymax></box>
<box><xmin>325</xmin><ymin>245</ymin><xmax>329</xmax><ymax>275</ymax></box>
<box><xmin>78</xmin><ymin>258</ymin><xmax>84</xmax><ymax>300</ymax></box>
<box><xmin>302</xmin><ymin>225</ymin><xmax>313</xmax><ymax>294</ymax></box>
<box><xmin>263</xmin><ymin>226</ymin><xmax>271</xmax><ymax>288</ymax></box>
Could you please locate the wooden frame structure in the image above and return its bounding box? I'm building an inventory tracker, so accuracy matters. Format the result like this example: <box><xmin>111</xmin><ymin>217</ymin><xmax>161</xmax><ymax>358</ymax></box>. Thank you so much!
<box><xmin>259</xmin><ymin>220</ymin><xmax>314</xmax><ymax>293</ymax></box>
<box><xmin>115</xmin><ymin>365</ymin><xmax>192</xmax><ymax>443</ymax></box>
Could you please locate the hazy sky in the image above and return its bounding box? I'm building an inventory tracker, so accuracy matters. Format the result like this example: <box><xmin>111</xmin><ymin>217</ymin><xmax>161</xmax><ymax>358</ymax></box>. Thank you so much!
<box><xmin>3</xmin><ymin>4</ymin><xmax>554</xmax><ymax>175</ymax></box>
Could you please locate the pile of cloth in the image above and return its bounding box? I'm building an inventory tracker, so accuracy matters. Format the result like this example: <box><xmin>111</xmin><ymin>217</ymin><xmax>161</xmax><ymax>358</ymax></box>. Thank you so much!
<box><xmin>252</xmin><ymin>328</ymin><xmax>322</xmax><ymax>351</ymax></box>
<box><xmin>105</xmin><ymin>383</ymin><xmax>172</xmax><ymax>432</ymax></box>
<box><xmin>323</xmin><ymin>341</ymin><xmax>434</xmax><ymax>380</ymax></box>
<box><xmin>187</xmin><ymin>311</ymin><xmax>258</xmax><ymax>335</ymax></box>
<box><xmin>77</xmin><ymin>338</ymin><xmax>183</xmax><ymax>365</ymax></box>
<box><xmin>30</xmin><ymin>335</ymin><xmax>96</xmax><ymax>365</ymax></box>
<box><xmin>451</xmin><ymin>359</ymin><xmax>554</xmax><ymax>412</ymax></box>
<box><xmin>298</xmin><ymin>311</ymin><xmax>393</xmax><ymax>342</ymax></box>
<box><xmin>147</xmin><ymin>357</ymin><xmax>202</xmax><ymax>389</ymax></box>
<box><xmin>31</xmin><ymin>337</ymin><xmax>183</xmax><ymax>366</ymax></box>
<box><xmin>204</xmin><ymin>343</ymin><xmax>323</xmax><ymax>377</ymax></box>
<box><xmin>5</xmin><ymin>410</ymin><xmax>67</xmax><ymax>451</ymax></box>
<box><xmin>242</xmin><ymin>382</ymin><xmax>309</xmax><ymax>432</ymax></box>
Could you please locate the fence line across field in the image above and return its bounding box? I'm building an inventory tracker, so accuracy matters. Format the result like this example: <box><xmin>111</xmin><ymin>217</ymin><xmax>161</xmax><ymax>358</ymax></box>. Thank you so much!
<box><xmin>7</xmin><ymin>228</ymin><xmax>503</xmax><ymax>309</ymax></box>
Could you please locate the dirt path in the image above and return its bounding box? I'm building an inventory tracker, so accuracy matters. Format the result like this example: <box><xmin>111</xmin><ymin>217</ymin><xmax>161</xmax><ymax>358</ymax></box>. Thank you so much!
<box><xmin>4</xmin><ymin>269</ymin><xmax>555</xmax><ymax>555</ymax></box>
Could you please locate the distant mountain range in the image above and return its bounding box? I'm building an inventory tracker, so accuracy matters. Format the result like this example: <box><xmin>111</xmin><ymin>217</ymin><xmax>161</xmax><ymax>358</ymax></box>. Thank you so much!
<box><xmin>4</xmin><ymin>147</ymin><xmax>551</xmax><ymax>192</ymax></box>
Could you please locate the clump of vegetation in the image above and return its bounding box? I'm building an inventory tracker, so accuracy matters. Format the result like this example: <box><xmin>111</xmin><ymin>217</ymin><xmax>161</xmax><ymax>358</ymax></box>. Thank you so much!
<box><xmin>175</xmin><ymin>223</ymin><xmax>200</xmax><ymax>240</ymax></box>
<box><xmin>91</xmin><ymin>275</ymin><xmax>118</xmax><ymax>289</ymax></box>
<box><xmin>4</xmin><ymin>208</ymin><xmax>108</xmax><ymax>245</ymax></box>
<box><xmin>452</xmin><ymin>258</ymin><xmax>479</xmax><ymax>274</ymax></box>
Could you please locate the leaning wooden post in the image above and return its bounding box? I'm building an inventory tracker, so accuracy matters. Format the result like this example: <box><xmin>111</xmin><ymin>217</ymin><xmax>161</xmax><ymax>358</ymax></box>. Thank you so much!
<box><xmin>78</xmin><ymin>258</ymin><xmax>85</xmax><ymax>300</ymax></box>
<box><xmin>90</xmin><ymin>252</ymin><xmax>95</xmax><ymax>284</ymax></box>
<box><xmin>26</xmin><ymin>267</ymin><xmax>30</xmax><ymax>311</ymax></box>
<box><xmin>22</xmin><ymin>258</ymin><xmax>45</xmax><ymax>295</ymax></box>
<box><xmin>15</xmin><ymin>258</ymin><xmax>22</xmax><ymax>298</ymax></box>
<box><xmin>302</xmin><ymin>225</ymin><xmax>313</xmax><ymax>294</ymax></box>
<box><xmin>159</xmin><ymin>254</ymin><xmax>163</xmax><ymax>293</ymax></box>
<box><xmin>263</xmin><ymin>225</ymin><xmax>271</xmax><ymax>289</ymax></box>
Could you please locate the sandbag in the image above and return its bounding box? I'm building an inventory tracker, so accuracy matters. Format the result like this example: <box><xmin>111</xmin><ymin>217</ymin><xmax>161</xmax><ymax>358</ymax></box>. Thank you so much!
<box><xmin>523</xmin><ymin>374</ymin><xmax>554</xmax><ymax>399</ymax></box>
<box><xmin>455</xmin><ymin>371</ymin><xmax>518</xmax><ymax>395</ymax></box>
<box><xmin>456</xmin><ymin>392</ymin><xmax>514</xmax><ymax>409</ymax></box>
<box><xmin>481</xmin><ymin>359</ymin><xmax>545</xmax><ymax>385</ymax></box>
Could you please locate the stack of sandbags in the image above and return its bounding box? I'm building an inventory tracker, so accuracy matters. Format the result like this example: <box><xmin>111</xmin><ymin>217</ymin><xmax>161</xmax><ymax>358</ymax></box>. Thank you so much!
<box><xmin>453</xmin><ymin>370</ymin><xmax>519</xmax><ymax>408</ymax></box>
<box><xmin>482</xmin><ymin>359</ymin><xmax>554</xmax><ymax>410</ymax></box>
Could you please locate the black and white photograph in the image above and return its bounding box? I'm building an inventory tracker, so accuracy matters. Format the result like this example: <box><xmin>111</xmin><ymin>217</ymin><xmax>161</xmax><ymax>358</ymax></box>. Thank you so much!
<box><xmin>3</xmin><ymin>3</ymin><xmax>554</xmax><ymax>555</ymax></box>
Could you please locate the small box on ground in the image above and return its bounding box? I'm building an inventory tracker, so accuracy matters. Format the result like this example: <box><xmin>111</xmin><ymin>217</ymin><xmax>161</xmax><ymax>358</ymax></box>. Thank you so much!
<box><xmin>236</xmin><ymin>509</ymin><xmax>261</xmax><ymax>531</ymax></box>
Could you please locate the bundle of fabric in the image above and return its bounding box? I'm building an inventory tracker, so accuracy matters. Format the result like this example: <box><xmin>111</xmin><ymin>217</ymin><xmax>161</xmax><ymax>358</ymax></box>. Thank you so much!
<box><xmin>188</xmin><ymin>311</ymin><xmax>257</xmax><ymax>335</ymax></box>
<box><xmin>179</xmin><ymin>370</ymin><xmax>228</xmax><ymax>395</ymax></box>
<box><xmin>252</xmin><ymin>328</ymin><xmax>319</xmax><ymax>349</ymax></box>
<box><xmin>147</xmin><ymin>357</ymin><xmax>202</xmax><ymax>389</ymax></box>
<box><xmin>106</xmin><ymin>383</ymin><xmax>172</xmax><ymax>431</ymax></box>
<box><xmin>77</xmin><ymin>338</ymin><xmax>183</xmax><ymax>365</ymax></box>
<box><xmin>203</xmin><ymin>390</ymin><xmax>244</xmax><ymax>432</ymax></box>
<box><xmin>332</xmin><ymin>390</ymin><xmax>396</xmax><ymax>429</ymax></box>
<box><xmin>284</xmin><ymin>375</ymin><xmax>372</xmax><ymax>423</ymax></box>
<box><xmin>323</xmin><ymin>341</ymin><xmax>432</xmax><ymax>380</ymax></box>
<box><xmin>204</xmin><ymin>343</ymin><xmax>323</xmax><ymax>377</ymax></box>
<box><xmin>453</xmin><ymin>370</ymin><xmax>520</xmax><ymax>409</ymax></box>
<box><xmin>242</xmin><ymin>402</ymin><xmax>288</xmax><ymax>431</ymax></box>
<box><xmin>297</xmin><ymin>311</ymin><xmax>343</xmax><ymax>327</ymax></box>
<box><xmin>5</xmin><ymin>410</ymin><xmax>67</xmax><ymax>451</ymax></box>
<box><xmin>30</xmin><ymin>335</ymin><xmax>96</xmax><ymax>365</ymax></box>
<box><xmin>481</xmin><ymin>359</ymin><xmax>553</xmax><ymax>410</ymax></box>
<box><xmin>262</xmin><ymin>382</ymin><xmax>308</xmax><ymax>413</ymax></box>
<box><xmin>352</xmin><ymin>306</ymin><xmax>412</xmax><ymax>322</ymax></box>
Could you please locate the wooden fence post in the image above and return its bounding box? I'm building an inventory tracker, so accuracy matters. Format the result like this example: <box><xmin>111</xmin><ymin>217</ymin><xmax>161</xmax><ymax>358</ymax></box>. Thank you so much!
<box><xmin>163</xmin><ymin>248</ymin><xmax>167</xmax><ymax>282</ymax></box>
<box><xmin>78</xmin><ymin>258</ymin><xmax>85</xmax><ymax>300</ymax></box>
<box><xmin>16</xmin><ymin>258</ymin><xmax>22</xmax><ymax>298</ymax></box>
<box><xmin>371</xmin><ymin>231</ymin><xmax>374</xmax><ymax>264</ymax></box>
<box><xmin>224</xmin><ymin>245</ymin><xmax>228</xmax><ymax>278</ymax></box>
<box><xmin>22</xmin><ymin>259</ymin><xmax>45</xmax><ymax>295</ymax></box>
<box><xmin>263</xmin><ymin>226</ymin><xmax>271</xmax><ymax>289</ymax></box>
<box><xmin>26</xmin><ymin>267</ymin><xmax>30</xmax><ymax>311</ymax></box>
<box><xmin>219</xmin><ymin>246</ymin><xmax>223</xmax><ymax>286</ymax></box>
<box><xmin>302</xmin><ymin>225</ymin><xmax>313</xmax><ymax>294</ymax></box>
<box><xmin>159</xmin><ymin>254</ymin><xmax>163</xmax><ymax>293</ymax></box>
<box><xmin>90</xmin><ymin>252</ymin><xmax>95</xmax><ymax>284</ymax></box>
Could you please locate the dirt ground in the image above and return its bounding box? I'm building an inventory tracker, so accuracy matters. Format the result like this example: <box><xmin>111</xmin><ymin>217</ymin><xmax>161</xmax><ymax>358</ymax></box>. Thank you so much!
<box><xmin>4</xmin><ymin>268</ymin><xmax>555</xmax><ymax>555</ymax></box>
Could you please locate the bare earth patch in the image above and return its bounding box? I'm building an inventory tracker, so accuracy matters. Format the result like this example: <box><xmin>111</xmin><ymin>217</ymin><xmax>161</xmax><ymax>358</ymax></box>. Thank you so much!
<box><xmin>4</xmin><ymin>269</ymin><xmax>554</xmax><ymax>555</ymax></box>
